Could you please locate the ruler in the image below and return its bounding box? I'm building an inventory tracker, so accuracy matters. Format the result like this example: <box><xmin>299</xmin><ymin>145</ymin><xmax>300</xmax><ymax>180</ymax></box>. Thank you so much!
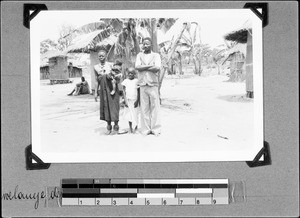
<box><xmin>61</xmin><ymin>179</ymin><xmax>229</xmax><ymax>206</ymax></box>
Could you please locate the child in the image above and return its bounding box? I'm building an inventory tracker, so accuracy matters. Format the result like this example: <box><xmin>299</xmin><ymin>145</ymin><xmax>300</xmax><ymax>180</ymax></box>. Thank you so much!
<box><xmin>122</xmin><ymin>67</ymin><xmax>140</xmax><ymax>133</ymax></box>
<box><xmin>109</xmin><ymin>60</ymin><xmax>123</xmax><ymax>96</ymax></box>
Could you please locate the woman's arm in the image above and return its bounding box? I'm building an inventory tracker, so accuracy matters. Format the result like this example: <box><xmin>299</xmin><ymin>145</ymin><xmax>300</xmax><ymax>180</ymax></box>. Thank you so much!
<box><xmin>94</xmin><ymin>69</ymin><xmax>100</xmax><ymax>100</ymax></box>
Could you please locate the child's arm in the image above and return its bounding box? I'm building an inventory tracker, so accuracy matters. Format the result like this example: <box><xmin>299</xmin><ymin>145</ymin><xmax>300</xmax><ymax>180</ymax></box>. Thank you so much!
<box><xmin>134</xmin><ymin>87</ymin><xmax>140</xmax><ymax>108</ymax></box>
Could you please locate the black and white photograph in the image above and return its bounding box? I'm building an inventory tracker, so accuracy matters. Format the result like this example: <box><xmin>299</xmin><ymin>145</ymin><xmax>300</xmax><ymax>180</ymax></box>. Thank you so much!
<box><xmin>30</xmin><ymin>9</ymin><xmax>263</xmax><ymax>162</ymax></box>
<box><xmin>2</xmin><ymin>2</ymin><xmax>299</xmax><ymax>217</ymax></box>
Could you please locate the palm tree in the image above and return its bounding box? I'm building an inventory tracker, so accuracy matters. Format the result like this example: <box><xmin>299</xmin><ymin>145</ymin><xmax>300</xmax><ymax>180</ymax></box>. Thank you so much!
<box><xmin>211</xmin><ymin>47</ymin><xmax>226</xmax><ymax>75</ymax></box>
<box><xmin>66</xmin><ymin>18</ymin><xmax>177</xmax><ymax>91</ymax></box>
<box><xmin>158</xmin><ymin>22</ymin><xmax>188</xmax><ymax>91</ymax></box>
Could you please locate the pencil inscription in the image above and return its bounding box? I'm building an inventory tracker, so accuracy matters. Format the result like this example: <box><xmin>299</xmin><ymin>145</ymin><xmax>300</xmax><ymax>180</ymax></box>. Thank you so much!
<box><xmin>1</xmin><ymin>185</ymin><xmax>60</xmax><ymax>209</ymax></box>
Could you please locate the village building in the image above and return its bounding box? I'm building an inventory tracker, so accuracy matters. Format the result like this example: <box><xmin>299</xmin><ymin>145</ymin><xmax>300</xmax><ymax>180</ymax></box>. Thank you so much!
<box><xmin>67</xmin><ymin>29</ymin><xmax>117</xmax><ymax>94</ymax></box>
<box><xmin>40</xmin><ymin>50</ymin><xmax>83</xmax><ymax>83</ymax></box>
<box><xmin>222</xmin><ymin>43</ymin><xmax>247</xmax><ymax>82</ymax></box>
<box><xmin>224</xmin><ymin>20</ymin><xmax>253</xmax><ymax>98</ymax></box>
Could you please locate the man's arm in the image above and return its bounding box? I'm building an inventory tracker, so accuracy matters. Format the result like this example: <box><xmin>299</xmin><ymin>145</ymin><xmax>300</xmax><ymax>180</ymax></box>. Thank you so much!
<box><xmin>135</xmin><ymin>53</ymin><xmax>152</xmax><ymax>71</ymax></box>
<box><xmin>148</xmin><ymin>66</ymin><xmax>160</xmax><ymax>72</ymax></box>
<box><xmin>148</xmin><ymin>53</ymin><xmax>162</xmax><ymax>73</ymax></box>
<box><xmin>135</xmin><ymin>65</ymin><xmax>152</xmax><ymax>71</ymax></box>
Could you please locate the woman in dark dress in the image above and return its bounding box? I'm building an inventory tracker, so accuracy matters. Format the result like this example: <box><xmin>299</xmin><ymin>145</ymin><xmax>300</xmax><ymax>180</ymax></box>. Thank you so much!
<box><xmin>99</xmin><ymin>62</ymin><xmax>123</xmax><ymax>135</ymax></box>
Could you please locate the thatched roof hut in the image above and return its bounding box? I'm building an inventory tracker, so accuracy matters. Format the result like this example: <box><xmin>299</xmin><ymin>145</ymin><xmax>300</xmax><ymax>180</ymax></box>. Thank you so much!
<box><xmin>40</xmin><ymin>50</ymin><xmax>70</xmax><ymax>84</ymax></box>
<box><xmin>67</xmin><ymin>28</ymin><xmax>118</xmax><ymax>91</ymax></box>
<box><xmin>224</xmin><ymin>20</ymin><xmax>252</xmax><ymax>44</ymax></box>
<box><xmin>224</xmin><ymin>29</ymin><xmax>249</xmax><ymax>44</ymax></box>
<box><xmin>41</xmin><ymin>50</ymin><xmax>68</xmax><ymax>59</ymax></box>
<box><xmin>40</xmin><ymin>63</ymin><xmax>82</xmax><ymax>80</ymax></box>
<box><xmin>224</xmin><ymin>20</ymin><xmax>253</xmax><ymax>98</ymax></box>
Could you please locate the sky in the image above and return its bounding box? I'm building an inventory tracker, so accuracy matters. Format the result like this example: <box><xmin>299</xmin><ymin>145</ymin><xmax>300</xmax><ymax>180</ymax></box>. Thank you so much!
<box><xmin>35</xmin><ymin>9</ymin><xmax>254</xmax><ymax>48</ymax></box>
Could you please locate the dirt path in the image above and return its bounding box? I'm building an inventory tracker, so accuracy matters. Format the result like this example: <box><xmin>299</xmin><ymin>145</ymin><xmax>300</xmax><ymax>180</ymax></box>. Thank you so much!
<box><xmin>39</xmin><ymin>74</ymin><xmax>254</xmax><ymax>161</ymax></box>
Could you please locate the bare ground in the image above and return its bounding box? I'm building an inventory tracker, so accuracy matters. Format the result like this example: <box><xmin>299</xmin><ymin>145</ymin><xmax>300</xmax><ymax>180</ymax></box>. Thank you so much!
<box><xmin>40</xmin><ymin>71</ymin><xmax>254</xmax><ymax>156</ymax></box>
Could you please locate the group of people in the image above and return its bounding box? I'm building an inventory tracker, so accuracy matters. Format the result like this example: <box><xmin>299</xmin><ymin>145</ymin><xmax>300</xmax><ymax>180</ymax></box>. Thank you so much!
<box><xmin>68</xmin><ymin>37</ymin><xmax>161</xmax><ymax>136</ymax></box>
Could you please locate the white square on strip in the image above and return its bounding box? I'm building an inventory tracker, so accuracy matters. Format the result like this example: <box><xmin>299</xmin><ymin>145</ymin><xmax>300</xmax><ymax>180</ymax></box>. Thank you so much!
<box><xmin>176</xmin><ymin>188</ymin><xmax>212</xmax><ymax>193</ymax></box>
<box><xmin>192</xmin><ymin>179</ymin><xmax>228</xmax><ymax>184</ymax></box>
<box><xmin>78</xmin><ymin>198</ymin><xmax>95</xmax><ymax>205</ymax></box>
<box><xmin>112</xmin><ymin>198</ymin><xmax>128</xmax><ymax>206</ymax></box>
<box><xmin>212</xmin><ymin>188</ymin><xmax>229</xmax><ymax>204</ymax></box>
<box><xmin>62</xmin><ymin>198</ymin><xmax>78</xmax><ymax>206</ymax></box>
<box><xmin>95</xmin><ymin>198</ymin><xmax>111</xmax><ymax>205</ymax></box>
<box><xmin>145</xmin><ymin>198</ymin><xmax>162</xmax><ymax>205</ymax></box>
<box><xmin>138</xmin><ymin>193</ymin><xmax>174</xmax><ymax>198</ymax></box>
<box><xmin>212</xmin><ymin>197</ymin><xmax>229</xmax><ymax>205</ymax></box>
<box><xmin>162</xmin><ymin>198</ymin><xmax>179</xmax><ymax>205</ymax></box>
<box><xmin>129</xmin><ymin>198</ymin><xmax>146</xmax><ymax>205</ymax></box>
<box><xmin>196</xmin><ymin>197</ymin><xmax>212</xmax><ymax>205</ymax></box>
<box><xmin>159</xmin><ymin>179</ymin><xmax>177</xmax><ymax>184</ymax></box>
<box><xmin>179</xmin><ymin>198</ymin><xmax>196</xmax><ymax>205</ymax></box>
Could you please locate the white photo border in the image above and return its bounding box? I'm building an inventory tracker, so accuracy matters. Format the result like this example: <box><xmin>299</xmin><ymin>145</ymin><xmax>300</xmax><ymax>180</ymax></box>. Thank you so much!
<box><xmin>31</xmin><ymin>9</ymin><xmax>263</xmax><ymax>163</ymax></box>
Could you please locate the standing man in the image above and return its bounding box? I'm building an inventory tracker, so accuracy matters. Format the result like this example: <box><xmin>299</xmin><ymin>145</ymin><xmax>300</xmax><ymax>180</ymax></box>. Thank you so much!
<box><xmin>94</xmin><ymin>49</ymin><xmax>113</xmax><ymax>102</ymax></box>
<box><xmin>135</xmin><ymin>37</ymin><xmax>162</xmax><ymax>135</ymax></box>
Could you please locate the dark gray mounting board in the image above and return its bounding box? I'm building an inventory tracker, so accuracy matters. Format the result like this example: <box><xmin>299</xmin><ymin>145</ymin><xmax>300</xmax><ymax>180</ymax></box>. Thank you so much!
<box><xmin>1</xmin><ymin>1</ymin><xmax>299</xmax><ymax>217</ymax></box>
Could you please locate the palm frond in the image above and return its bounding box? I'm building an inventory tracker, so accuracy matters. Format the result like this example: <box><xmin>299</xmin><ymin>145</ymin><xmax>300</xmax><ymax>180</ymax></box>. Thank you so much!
<box><xmin>67</xmin><ymin>27</ymin><xmax>115</xmax><ymax>53</ymax></box>
<box><xmin>75</xmin><ymin>21</ymin><xmax>107</xmax><ymax>34</ymax></box>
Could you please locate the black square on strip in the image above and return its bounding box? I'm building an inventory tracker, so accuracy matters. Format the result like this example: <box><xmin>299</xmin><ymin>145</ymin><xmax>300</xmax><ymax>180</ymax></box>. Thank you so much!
<box><xmin>62</xmin><ymin>193</ymin><xmax>100</xmax><ymax>198</ymax></box>
<box><xmin>100</xmin><ymin>193</ymin><xmax>137</xmax><ymax>198</ymax></box>
<box><xmin>62</xmin><ymin>188</ymin><xmax>100</xmax><ymax>198</ymax></box>
<box><xmin>127</xmin><ymin>184</ymin><xmax>145</xmax><ymax>188</ymax></box>
<box><xmin>94</xmin><ymin>184</ymin><xmax>111</xmax><ymax>188</ymax></box>
<box><xmin>79</xmin><ymin>184</ymin><xmax>94</xmax><ymax>188</ymax></box>
<box><xmin>209</xmin><ymin>184</ymin><xmax>228</xmax><ymax>188</ymax></box>
<box><xmin>194</xmin><ymin>184</ymin><xmax>210</xmax><ymax>188</ymax></box>
<box><xmin>61</xmin><ymin>184</ymin><xmax>78</xmax><ymax>188</ymax></box>
<box><xmin>177</xmin><ymin>184</ymin><xmax>194</xmax><ymax>188</ymax></box>
<box><xmin>144</xmin><ymin>184</ymin><xmax>161</xmax><ymax>188</ymax></box>
<box><xmin>110</xmin><ymin>184</ymin><xmax>128</xmax><ymax>188</ymax></box>
<box><xmin>161</xmin><ymin>184</ymin><xmax>177</xmax><ymax>188</ymax></box>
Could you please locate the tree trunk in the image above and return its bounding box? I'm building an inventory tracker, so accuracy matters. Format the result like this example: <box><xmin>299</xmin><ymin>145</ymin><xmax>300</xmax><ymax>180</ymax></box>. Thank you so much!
<box><xmin>159</xmin><ymin>23</ymin><xmax>187</xmax><ymax>92</ymax></box>
<box><xmin>150</xmin><ymin>18</ymin><xmax>158</xmax><ymax>53</ymax></box>
<box><xmin>197</xmin><ymin>57</ymin><xmax>202</xmax><ymax>76</ymax></box>
<box><xmin>178</xmin><ymin>55</ymin><xmax>183</xmax><ymax>75</ymax></box>
<box><xmin>192</xmin><ymin>56</ymin><xmax>198</xmax><ymax>75</ymax></box>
